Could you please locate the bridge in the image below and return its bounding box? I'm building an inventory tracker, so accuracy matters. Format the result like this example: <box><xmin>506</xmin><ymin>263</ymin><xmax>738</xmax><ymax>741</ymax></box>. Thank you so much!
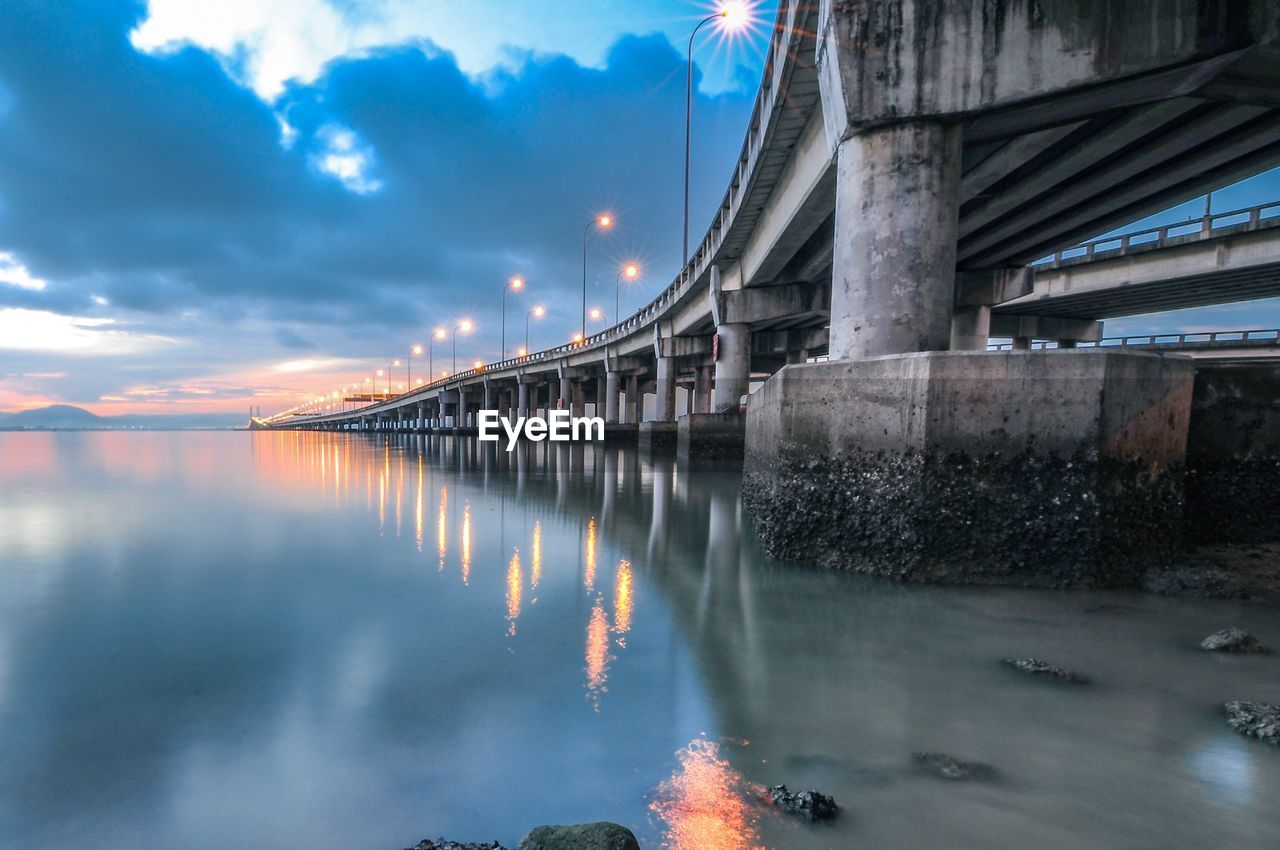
<box><xmin>267</xmin><ymin>0</ymin><xmax>1280</xmax><ymax>587</ymax></box>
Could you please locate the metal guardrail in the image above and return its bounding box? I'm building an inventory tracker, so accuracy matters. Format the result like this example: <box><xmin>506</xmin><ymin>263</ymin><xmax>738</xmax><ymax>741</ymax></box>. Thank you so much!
<box><xmin>1034</xmin><ymin>200</ymin><xmax>1280</xmax><ymax>268</ymax></box>
<box><xmin>988</xmin><ymin>328</ymin><xmax>1280</xmax><ymax>351</ymax></box>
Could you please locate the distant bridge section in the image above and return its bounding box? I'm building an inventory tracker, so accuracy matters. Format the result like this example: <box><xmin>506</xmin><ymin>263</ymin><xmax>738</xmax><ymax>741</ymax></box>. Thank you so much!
<box><xmin>994</xmin><ymin>201</ymin><xmax>1280</xmax><ymax>323</ymax></box>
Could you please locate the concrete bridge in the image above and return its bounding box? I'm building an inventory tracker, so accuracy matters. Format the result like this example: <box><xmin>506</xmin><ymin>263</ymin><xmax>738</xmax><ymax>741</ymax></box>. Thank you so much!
<box><xmin>269</xmin><ymin>0</ymin><xmax>1280</xmax><ymax>586</ymax></box>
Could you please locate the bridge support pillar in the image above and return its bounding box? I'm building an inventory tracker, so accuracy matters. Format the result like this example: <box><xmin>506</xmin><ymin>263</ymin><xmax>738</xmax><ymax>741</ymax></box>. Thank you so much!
<box><xmin>517</xmin><ymin>382</ymin><xmax>531</xmax><ymax>420</ymax></box>
<box><xmin>456</xmin><ymin>385</ymin><xmax>468</xmax><ymax>428</ymax></box>
<box><xmin>950</xmin><ymin>306</ymin><xmax>992</xmax><ymax>351</ymax></box>
<box><xmin>605</xmin><ymin>371</ymin><xmax>621</xmax><ymax>424</ymax></box>
<box><xmin>558</xmin><ymin>376</ymin><xmax>571</xmax><ymax>411</ymax></box>
<box><xmin>693</xmin><ymin>366</ymin><xmax>713</xmax><ymax>414</ymax></box>
<box><xmin>624</xmin><ymin>375</ymin><xmax>640</xmax><ymax>424</ymax></box>
<box><xmin>713</xmin><ymin>324</ymin><xmax>750</xmax><ymax>412</ymax></box>
<box><xmin>483</xmin><ymin>381</ymin><xmax>496</xmax><ymax>413</ymax></box>
<box><xmin>830</xmin><ymin>121</ymin><xmax>962</xmax><ymax>359</ymax></box>
<box><xmin>655</xmin><ymin>356</ymin><xmax>677</xmax><ymax>421</ymax></box>
<box><xmin>744</xmin><ymin>350</ymin><xmax>1195</xmax><ymax>586</ymax></box>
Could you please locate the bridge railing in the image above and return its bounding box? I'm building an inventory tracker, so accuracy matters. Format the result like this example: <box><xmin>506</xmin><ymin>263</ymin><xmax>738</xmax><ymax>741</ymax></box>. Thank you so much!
<box><xmin>988</xmin><ymin>328</ymin><xmax>1280</xmax><ymax>351</ymax></box>
<box><xmin>1035</xmin><ymin>200</ymin><xmax>1280</xmax><ymax>268</ymax></box>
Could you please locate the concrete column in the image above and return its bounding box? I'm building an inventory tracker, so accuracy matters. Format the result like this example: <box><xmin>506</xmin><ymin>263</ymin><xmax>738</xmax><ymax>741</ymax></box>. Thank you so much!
<box><xmin>829</xmin><ymin>120</ymin><xmax>963</xmax><ymax>360</ymax></box>
<box><xmin>713</xmin><ymin>323</ymin><xmax>750</xmax><ymax>412</ymax></box>
<box><xmin>693</xmin><ymin>366</ymin><xmax>712</xmax><ymax>414</ymax></box>
<box><xmin>655</xmin><ymin>356</ymin><xmax>677</xmax><ymax>421</ymax></box>
<box><xmin>518</xmin><ymin>382</ymin><xmax>530</xmax><ymax>419</ymax></box>
<box><xmin>595</xmin><ymin>376</ymin><xmax>607</xmax><ymax>418</ymax></box>
<box><xmin>483</xmin><ymin>381</ymin><xmax>496</xmax><ymax>412</ymax></box>
<box><xmin>950</xmin><ymin>305</ymin><xmax>992</xmax><ymax>351</ymax></box>
<box><xmin>558</xmin><ymin>376</ymin><xmax>571</xmax><ymax>410</ymax></box>
<box><xmin>572</xmin><ymin>382</ymin><xmax>586</xmax><ymax>418</ymax></box>
<box><xmin>605</xmin><ymin>371</ymin><xmax>620</xmax><ymax>423</ymax></box>
<box><xmin>624</xmin><ymin>375</ymin><xmax>640</xmax><ymax>424</ymax></box>
<box><xmin>785</xmin><ymin>349</ymin><xmax>809</xmax><ymax>365</ymax></box>
<box><xmin>1012</xmin><ymin>337</ymin><xmax>1031</xmax><ymax>351</ymax></box>
<box><xmin>456</xmin><ymin>385</ymin><xmax>467</xmax><ymax>427</ymax></box>
<box><xmin>417</xmin><ymin>402</ymin><xmax>426</xmax><ymax>430</ymax></box>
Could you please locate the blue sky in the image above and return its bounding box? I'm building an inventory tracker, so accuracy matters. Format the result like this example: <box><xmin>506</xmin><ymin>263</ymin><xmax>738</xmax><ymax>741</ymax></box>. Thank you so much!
<box><xmin>0</xmin><ymin>0</ymin><xmax>1276</xmax><ymax>415</ymax></box>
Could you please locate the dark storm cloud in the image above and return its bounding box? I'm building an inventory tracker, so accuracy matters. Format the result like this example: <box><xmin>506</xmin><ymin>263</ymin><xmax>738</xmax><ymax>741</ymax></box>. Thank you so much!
<box><xmin>0</xmin><ymin>0</ymin><xmax>757</xmax><ymax>361</ymax></box>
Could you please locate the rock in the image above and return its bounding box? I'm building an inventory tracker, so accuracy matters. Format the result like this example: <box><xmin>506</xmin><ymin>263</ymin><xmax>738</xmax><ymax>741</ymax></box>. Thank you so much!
<box><xmin>1001</xmin><ymin>657</ymin><xmax>1089</xmax><ymax>683</ymax></box>
<box><xmin>912</xmin><ymin>752</ymin><xmax>994</xmax><ymax>780</ymax></box>
<box><xmin>1141</xmin><ymin>567</ymin><xmax>1248</xmax><ymax>599</ymax></box>
<box><xmin>766</xmin><ymin>785</ymin><xmax>838</xmax><ymax>822</ymax></box>
<box><xmin>1201</xmin><ymin>627</ymin><xmax>1268</xmax><ymax>653</ymax></box>
<box><xmin>518</xmin><ymin>822</ymin><xmax>640</xmax><ymax>850</ymax></box>
<box><xmin>1224</xmin><ymin>701</ymin><xmax>1280</xmax><ymax>745</ymax></box>
<box><xmin>406</xmin><ymin>841</ymin><xmax>509</xmax><ymax>850</ymax></box>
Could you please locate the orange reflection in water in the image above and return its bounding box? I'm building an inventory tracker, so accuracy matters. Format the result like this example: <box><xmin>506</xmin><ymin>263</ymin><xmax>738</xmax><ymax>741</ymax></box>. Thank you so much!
<box><xmin>584</xmin><ymin>597</ymin><xmax>610</xmax><ymax>707</ymax></box>
<box><xmin>437</xmin><ymin>485</ymin><xmax>448</xmax><ymax>570</ymax></box>
<box><xmin>650</xmin><ymin>739</ymin><xmax>765</xmax><ymax>850</ymax></box>
<box><xmin>531</xmin><ymin>521</ymin><xmax>542</xmax><ymax>588</ymax></box>
<box><xmin>613</xmin><ymin>560</ymin><xmax>633</xmax><ymax>640</ymax></box>
<box><xmin>415</xmin><ymin>455</ymin><xmax>424</xmax><ymax>552</ymax></box>
<box><xmin>460</xmin><ymin>502</ymin><xmax>472</xmax><ymax>584</ymax></box>
<box><xmin>506</xmin><ymin>549</ymin><xmax>522</xmax><ymax>636</ymax></box>
<box><xmin>584</xmin><ymin>516</ymin><xmax>597</xmax><ymax>589</ymax></box>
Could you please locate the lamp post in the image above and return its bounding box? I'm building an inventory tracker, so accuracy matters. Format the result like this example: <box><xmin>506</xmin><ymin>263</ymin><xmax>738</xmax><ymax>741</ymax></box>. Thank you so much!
<box><xmin>409</xmin><ymin>345</ymin><xmax>422</xmax><ymax>388</ymax></box>
<box><xmin>616</xmin><ymin>263</ymin><xmax>638</xmax><ymax>322</ymax></box>
<box><xmin>684</xmin><ymin>4</ymin><xmax>750</xmax><ymax>264</ymax></box>
<box><xmin>429</xmin><ymin>328</ymin><xmax>446</xmax><ymax>382</ymax></box>
<box><xmin>503</xmin><ymin>276</ymin><xmax>524</xmax><ymax>359</ymax></box>
<box><xmin>582</xmin><ymin>214</ymin><xmax>613</xmax><ymax>339</ymax></box>
<box><xmin>451</xmin><ymin>319</ymin><xmax>473</xmax><ymax>374</ymax></box>
<box><xmin>375</xmin><ymin>369</ymin><xmax>384</xmax><ymax>397</ymax></box>
<box><xmin>526</xmin><ymin>305</ymin><xmax>545</xmax><ymax>356</ymax></box>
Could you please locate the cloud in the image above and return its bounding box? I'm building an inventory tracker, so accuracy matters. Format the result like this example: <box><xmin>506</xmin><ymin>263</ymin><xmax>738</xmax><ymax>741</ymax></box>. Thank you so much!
<box><xmin>0</xmin><ymin>308</ymin><xmax>175</xmax><ymax>355</ymax></box>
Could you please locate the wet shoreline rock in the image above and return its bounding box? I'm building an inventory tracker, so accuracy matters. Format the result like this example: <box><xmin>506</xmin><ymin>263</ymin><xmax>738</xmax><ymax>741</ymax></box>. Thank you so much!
<box><xmin>1201</xmin><ymin>628</ymin><xmax>1268</xmax><ymax>653</ymax></box>
<box><xmin>766</xmin><ymin>785</ymin><xmax>838</xmax><ymax>821</ymax></box>
<box><xmin>1002</xmin><ymin>658</ymin><xmax>1089</xmax><ymax>683</ymax></box>
<box><xmin>406</xmin><ymin>841</ymin><xmax>509</xmax><ymax>850</ymax></box>
<box><xmin>1224</xmin><ymin>701</ymin><xmax>1280</xmax><ymax>745</ymax></box>
<box><xmin>912</xmin><ymin>752</ymin><xmax>994</xmax><ymax>781</ymax></box>
<box><xmin>519</xmin><ymin>822</ymin><xmax>640</xmax><ymax>850</ymax></box>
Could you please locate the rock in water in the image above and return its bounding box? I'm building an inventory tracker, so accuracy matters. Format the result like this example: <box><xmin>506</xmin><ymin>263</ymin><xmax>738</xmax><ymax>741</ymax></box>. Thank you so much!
<box><xmin>518</xmin><ymin>822</ymin><xmax>640</xmax><ymax>850</ymax></box>
<box><xmin>1002</xmin><ymin>657</ymin><xmax>1089</xmax><ymax>683</ymax></box>
<box><xmin>912</xmin><ymin>752</ymin><xmax>994</xmax><ymax>780</ymax></box>
<box><xmin>406</xmin><ymin>841</ymin><xmax>509</xmax><ymax>850</ymax></box>
<box><xmin>1201</xmin><ymin>627</ymin><xmax>1268</xmax><ymax>653</ymax></box>
<box><xmin>766</xmin><ymin>785</ymin><xmax>838</xmax><ymax>821</ymax></box>
<box><xmin>1224</xmin><ymin>701</ymin><xmax>1280</xmax><ymax>745</ymax></box>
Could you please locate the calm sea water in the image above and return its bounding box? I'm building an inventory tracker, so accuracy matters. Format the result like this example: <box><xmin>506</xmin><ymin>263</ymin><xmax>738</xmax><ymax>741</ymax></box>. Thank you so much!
<box><xmin>2</xmin><ymin>431</ymin><xmax>1279</xmax><ymax>849</ymax></box>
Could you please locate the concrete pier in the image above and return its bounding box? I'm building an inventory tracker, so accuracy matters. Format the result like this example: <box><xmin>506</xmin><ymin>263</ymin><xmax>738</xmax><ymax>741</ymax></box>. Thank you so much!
<box><xmin>744</xmin><ymin>350</ymin><xmax>1196</xmax><ymax>586</ymax></box>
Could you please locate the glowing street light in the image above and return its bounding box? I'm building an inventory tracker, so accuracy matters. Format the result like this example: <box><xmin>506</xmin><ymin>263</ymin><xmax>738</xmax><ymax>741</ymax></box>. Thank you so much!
<box><xmin>503</xmin><ymin>276</ymin><xmax>525</xmax><ymax>359</ymax></box>
<box><xmin>683</xmin><ymin>3</ymin><xmax>753</xmax><ymax>263</ymax></box>
<box><xmin>409</xmin><ymin>344</ymin><xmax>423</xmax><ymax>387</ymax></box>
<box><xmin>388</xmin><ymin>359</ymin><xmax>401</xmax><ymax>395</ymax></box>
<box><xmin>429</xmin><ymin>327</ymin><xmax>447</xmax><ymax>381</ymax></box>
<box><xmin>615</xmin><ymin>262</ymin><xmax>639</xmax><ymax>322</ymax></box>
<box><xmin>451</xmin><ymin>319</ymin><xmax>473</xmax><ymax>374</ymax></box>
<box><xmin>582</xmin><ymin>213</ymin><xmax>613</xmax><ymax>339</ymax></box>
<box><xmin>526</xmin><ymin>305</ymin><xmax>545</xmax><ymax>356</ymax></box>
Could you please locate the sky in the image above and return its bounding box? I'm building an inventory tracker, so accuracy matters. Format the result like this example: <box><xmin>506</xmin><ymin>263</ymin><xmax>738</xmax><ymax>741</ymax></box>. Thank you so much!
<box><xmin>0</xmin><ymin>0</ymin><xmax>1278</xmax><ymax>418</ymax></box>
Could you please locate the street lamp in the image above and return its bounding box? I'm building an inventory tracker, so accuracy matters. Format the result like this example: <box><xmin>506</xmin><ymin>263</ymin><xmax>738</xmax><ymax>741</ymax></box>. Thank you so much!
<box><xmin>429</xmin><ymin>327</ymin><xmax>446</xmax><ymax>382</ymax></box>
<box><xmin>503</xmin><ymin>276</ymin><xmax>525</xmax><ymax>359</ymax></box>
<box><xmin>684</xmin><ymin>4</ymin><xmax>752</xmax><ymax>263</ymax></box>
<box><xmin>616</xmin><ymin>263</ymin><xmax>639</xmax><ymax>322</ymax></box>
<box><xmin>526</xmin><ymin>305</ymin><xmax>545</xmax><ymax>356</ymax></box>
<box><xmin>409</xmin><ymin>344</ymin><xmax>423</xmax><ymax>387</ymax></box>
<box><xmin>582</xmin><ymin>214</ymin><xmax>613</xmax><ymax>339</ymax></box>
<box><xmin>451</xmin><ymin>319</ymin><xmax>473</xmax><ymax>374</ymax></box>
<box><xmin>375</xmin><ymin>369</ymin><xmax>384</xmax><ymax>397</ymax></box>
<box><xmin>389</xmin><ymin>360</ymin><xmax>401</xmax><ymax>395</ymax></box>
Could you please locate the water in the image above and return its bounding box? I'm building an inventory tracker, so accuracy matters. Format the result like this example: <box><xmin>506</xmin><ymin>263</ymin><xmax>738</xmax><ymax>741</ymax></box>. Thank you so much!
<box><xmin>2</xmin><ymin>431</ymin><xmax>1279</xmax><ymax>849</ymax></box>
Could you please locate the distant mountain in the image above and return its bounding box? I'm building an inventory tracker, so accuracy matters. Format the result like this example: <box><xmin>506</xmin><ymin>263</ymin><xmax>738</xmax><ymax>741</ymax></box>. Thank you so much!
<box><xmin>0</xmin><ymin>404</ymin><xmax>246</xmax><ymax>430</ymax></box>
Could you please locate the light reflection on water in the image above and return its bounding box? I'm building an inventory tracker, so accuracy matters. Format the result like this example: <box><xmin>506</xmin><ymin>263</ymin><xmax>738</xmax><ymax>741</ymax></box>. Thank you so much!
<box><xmin>0</xmin><ymin>431</ymin><xmax>1279</xmax><ymax>850</ymax></box>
